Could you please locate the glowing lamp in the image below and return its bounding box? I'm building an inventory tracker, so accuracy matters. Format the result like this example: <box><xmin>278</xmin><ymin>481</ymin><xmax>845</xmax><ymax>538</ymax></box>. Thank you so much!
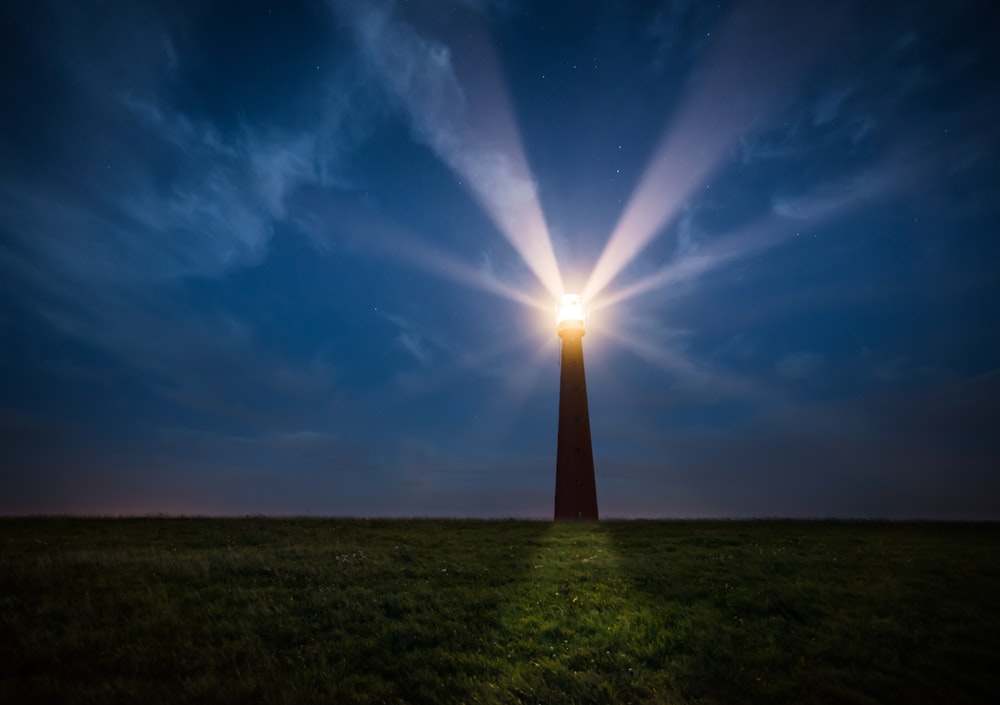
<box><xmin>556</xmin><ymin>294</ymin><xmax>586</xmax><ymax>335</ymax></box>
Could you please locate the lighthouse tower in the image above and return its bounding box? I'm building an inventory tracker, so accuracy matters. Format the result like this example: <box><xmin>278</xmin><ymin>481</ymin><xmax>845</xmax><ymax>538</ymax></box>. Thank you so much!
<box><xmin>554</xmin><ymin>294</ymin><xmax>599</xmax><ymax>520</ymax></box>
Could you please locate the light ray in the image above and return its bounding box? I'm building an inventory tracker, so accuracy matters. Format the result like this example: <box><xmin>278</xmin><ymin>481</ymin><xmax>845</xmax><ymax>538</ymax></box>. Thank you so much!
<box><xmin>496</xmin><ymin>333</ymin><xmax>560</xmax><ymax>409</ymax></box>
<box><xmin>468</xmin><ymin>332</ymin><xmax>560</xmax><ymax>451</ymax></box>
<box><xmin>383</xmin><ymin>232</ymin><xmax>552</xmax><ymax>313</ymax></box>
<box><xmin>589</xmin><ymin>217</ymin><xmax>789</xmax><ymax>312</ymax></box>
<box><xmin>314</xmin><ymin>196</ymin><xmax>552</xmax><ymax>313</ymax></box>
<box><xmin>600</xmin><ymin>322</ymin><xmax>763</xmax><ymax>401</ymax></box>
<box><xmin>583</xmin><ymin>0</ymin><xmax>840</xmax><ymax>303</ymax></box>
<box><xmin>596</xmin><ymin>323</ymin><xmax>709</xmax><ymax>385</ymax></box>
<box><xmin>337</xmin><ymin>1</ymin><xmax>564</xmax><ymax>298</ymax></box>
<box><xmin>442</xmin><ymin>11</ymin><xmax>565</xmax><ymax>299</ymax></box>
<box><xmin>590</xmin><ymin>159</ymin><xmax>901</xmax><ymax>313</ymax></box>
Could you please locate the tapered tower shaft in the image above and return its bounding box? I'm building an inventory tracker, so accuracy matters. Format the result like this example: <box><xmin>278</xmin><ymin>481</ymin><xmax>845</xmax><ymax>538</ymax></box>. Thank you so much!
<box><xmin>554</xmin><ymin>329</ymin><xmax>598</xmax><ymax>520</ymax></box>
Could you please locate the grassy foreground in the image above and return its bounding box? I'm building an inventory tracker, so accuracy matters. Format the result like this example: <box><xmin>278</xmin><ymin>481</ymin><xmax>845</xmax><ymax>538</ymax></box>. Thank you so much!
<box><xmin>1</xmin><ymin>519</ymin><xmax>998</xmax><ymax>704</ymax></box>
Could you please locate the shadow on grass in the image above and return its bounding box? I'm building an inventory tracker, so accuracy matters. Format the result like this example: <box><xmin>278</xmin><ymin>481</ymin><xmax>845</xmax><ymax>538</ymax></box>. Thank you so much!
<box><xmin>0</xmin><ymin>517</ymin><xmax>555</xmax><ymax>705</ymax></box>
<box><xmin>603</xmin><ymin>519</ymin><xmax>1000</xmax><ymax>705</ymax></box>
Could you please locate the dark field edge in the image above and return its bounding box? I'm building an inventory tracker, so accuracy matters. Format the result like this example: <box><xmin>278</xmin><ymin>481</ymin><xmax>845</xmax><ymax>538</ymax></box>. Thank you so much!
<box><xmin>2</xmin><ymin>515</ymin><xmax>997</xmax><ymax>522</ymax></box>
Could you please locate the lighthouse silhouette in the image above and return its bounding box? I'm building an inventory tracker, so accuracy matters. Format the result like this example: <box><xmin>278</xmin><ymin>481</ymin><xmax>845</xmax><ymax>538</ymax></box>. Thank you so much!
<box><xmin>553</xmin><ymin>294</ymin><xmax>599</xmax><ymax>520</ymax></box>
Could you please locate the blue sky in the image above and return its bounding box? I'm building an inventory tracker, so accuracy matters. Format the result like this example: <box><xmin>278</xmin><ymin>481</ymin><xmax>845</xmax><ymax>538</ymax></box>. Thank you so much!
<box><xmin>1</xmin><ymin>0</ymin><xmax>998</xmax><ymax>517</ymax></box>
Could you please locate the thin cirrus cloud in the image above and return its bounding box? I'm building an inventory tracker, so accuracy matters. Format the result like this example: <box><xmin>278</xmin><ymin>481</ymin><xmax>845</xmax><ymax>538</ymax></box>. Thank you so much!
<box><xmin>384</xmin><ymin>313</ymin><xmax>436</xmax><ymax>368</ymax></box>
<box><xmin>774</xmin><ymin>352</ymin><xmax>826</xmax><ymax>381</ymax></box>
<box><xmin>0</xmin><ymin>1</ymin><xmax>375</xmax><ymax>306</ymax></box>
<box><xmin>0</xmin><ymin>115</ymin><xmax>332</xmax><ymax>429</ymax></box>
<box><xmin>0</xmin><ymin>5</ymin><xmax>378</xmax><ymax>436</ymax></box>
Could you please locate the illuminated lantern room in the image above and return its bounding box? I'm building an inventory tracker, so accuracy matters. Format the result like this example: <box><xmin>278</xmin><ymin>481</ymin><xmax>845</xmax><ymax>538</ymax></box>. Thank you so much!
<box><xmin>556</xmin><ymin>294</ymin><xmax>586</xmax><ymax>336</ymax></box>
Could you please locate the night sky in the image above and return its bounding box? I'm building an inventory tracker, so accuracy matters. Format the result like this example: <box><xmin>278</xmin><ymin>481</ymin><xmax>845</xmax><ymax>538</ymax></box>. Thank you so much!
<box><xmin>2</xmin><ymin>0</ymin><xmax>998</xmax><ymax>518</ymax></box>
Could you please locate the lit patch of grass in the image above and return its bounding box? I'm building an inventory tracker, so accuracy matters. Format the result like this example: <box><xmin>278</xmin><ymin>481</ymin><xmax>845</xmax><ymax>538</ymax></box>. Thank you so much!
<box><xmin>0</xmin><ymin>518</ymin><xmax>997</xmax><ymax>704</ymax></box>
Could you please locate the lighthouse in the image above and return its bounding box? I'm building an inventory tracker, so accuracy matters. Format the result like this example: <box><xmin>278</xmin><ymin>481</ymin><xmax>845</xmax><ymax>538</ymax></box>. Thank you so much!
<box><xmin>554</xmin><ymin>294</ymin><xmax>599</xmax><ymax>520</ymax></box>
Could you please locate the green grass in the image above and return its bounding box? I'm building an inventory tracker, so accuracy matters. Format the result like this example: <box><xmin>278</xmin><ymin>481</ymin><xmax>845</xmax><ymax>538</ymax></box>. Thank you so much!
<box><xmin>1</xmin><ymin>519</ymin><xmax>998</xmax><ymax>704</ymax></box>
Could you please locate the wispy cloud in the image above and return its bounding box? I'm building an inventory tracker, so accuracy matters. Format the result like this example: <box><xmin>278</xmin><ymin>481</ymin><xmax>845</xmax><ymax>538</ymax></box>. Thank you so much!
<box><xmin>383</xmin><ymin>312</ymin><xmax>463</xmax><ymax>369</ymax></box>
<box><xmin>396</xmin><ymin>332</ymin><xmax>433</xmax><ymax>367</ymax></box>
<box><xmin>770</xmin><ymin>165</ymin><xmax>896</xmax><ymax>220</ymax></box>
<box><xmin>774</xmin><ymin>352</ymin><xmax>825</xmax><ymax>381</ymax></box>
<box><xmin>645</xmin><ymin>0</ymin><xmax>716</xmax><ymax>74</ymax></box>
<box><xmin>0</xmin><ymin>3</ymin><xmax>385</xmax><ymax>440</ymax></box>
<box><xmin>0</xmin><ymin>0</ymin><xmax>380</xmax><ymax>301</ymax></box>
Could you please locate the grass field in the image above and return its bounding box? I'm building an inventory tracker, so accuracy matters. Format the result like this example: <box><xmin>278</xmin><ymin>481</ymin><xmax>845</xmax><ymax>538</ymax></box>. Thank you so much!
<box><xmin>1</xmin><ymin>518</ymin><xmax>998</xmax><ymax>704</ymax></box>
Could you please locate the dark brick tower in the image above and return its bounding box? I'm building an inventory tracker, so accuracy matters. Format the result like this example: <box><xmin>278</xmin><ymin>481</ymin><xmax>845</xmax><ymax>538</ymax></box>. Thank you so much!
<box><xmin>554</xmin><ymin>295</ymin><xmax>598</xmax><ymax>520</ymax></box>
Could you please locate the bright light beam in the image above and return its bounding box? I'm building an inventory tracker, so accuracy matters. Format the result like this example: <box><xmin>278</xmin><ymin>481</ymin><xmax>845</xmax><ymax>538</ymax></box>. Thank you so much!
<box><xmin>583</xmin><ymin>0</ymin><xmax>840</xmax><ymax>304</ymax></box>
<box><xmin>590</xmin><ymin>160</ymin><xmax>903</xmax><ymax>313</ymax></box>
<box><xmin>589</xmin><ymin>217</ymin><xmax>789</xmax><ymax>313</ymax></box>
<box><xmin>438</xmin><ymin>9</ymin><xmax>564</xmax><ymax>300</ymax></box>
<box><xmin>597</xmin><ymin>322</ymin><xmax>715</xmax><ymax>388</ymax></box>
<box><xmin>598</xmin><ymin>320</ymin><xmax>758</xmax><ymax>399</ymax></box>
<box><xmin>385</xmin><ymin>232</ymin><xmax>552</xmax><ymax>314</ymax></box>
<box><xmin>338</xmin><ymin>1</ymin><xmax>564</xmax><ymax>299</ymax></box>
<box><xmin>314</xmin><ymin>195</ymin><xmax>552</xmax><ymax>314</ymax></box>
